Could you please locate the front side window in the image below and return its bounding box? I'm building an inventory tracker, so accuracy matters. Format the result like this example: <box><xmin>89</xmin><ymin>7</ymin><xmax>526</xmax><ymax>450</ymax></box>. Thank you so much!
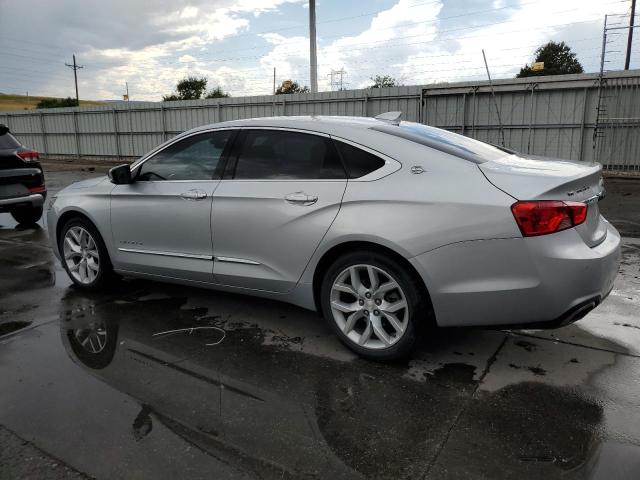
<box><xmin>137</xmin><ymin>130</ymin><xmax>232</xmax><ymax>181</ymax></box>
<box><xmin>232</xmin><ymin>130</ymin><xmax>345</xmax><ymax>180</ymax></box>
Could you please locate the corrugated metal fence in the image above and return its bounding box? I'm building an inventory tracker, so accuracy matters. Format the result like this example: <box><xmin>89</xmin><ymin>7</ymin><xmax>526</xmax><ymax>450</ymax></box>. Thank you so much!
<box><xmin>1</xmin><ymin>70</ymin><xmax>639</xmax><ymax>171</ymax></box>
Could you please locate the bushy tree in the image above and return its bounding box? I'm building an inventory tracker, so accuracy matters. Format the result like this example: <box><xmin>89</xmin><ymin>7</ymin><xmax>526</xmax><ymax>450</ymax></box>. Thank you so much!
<box><xmin>517</xmin><ymin>41</ymin><xmax>584</xmax><ymax>78</ymax></box>
<box><xmin>205</xmin><ymin>86</ymin><xmax>230</xmax><ymax>98</ymax></box>
<box><xmin>369</xmin><ymin>75</ymin><xmax>398</xmax><ymax>88</ymax></box>
<box><xmin>163</xmin><ymin>76</ymin><xmax>208</xmax><ymax>101</ymax></box>
<box><xmin>36</xmin><ymin>97</ymin><xmax>79</xmax><ymax>108</ymax></box>
<box><xmin>275</xmin><ymin>80</ymin><xmax>310</xmax><ymax>95</ymax></box>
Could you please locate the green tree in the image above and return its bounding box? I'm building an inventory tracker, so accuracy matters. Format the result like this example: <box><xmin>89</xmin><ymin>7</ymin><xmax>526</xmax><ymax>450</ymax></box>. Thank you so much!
<box><xmin>205</xmin><ymin>86</ymin><xmax>230</xmax><ymax>98</ymax></box>
<box><xmin>275</xmin><ymin>80</ymin><xmax>310</xmax><ymax>95</ymax></box>
<box><xmin>516</xmin><ymin>41</ymin><xmax>584</xmax><ymax>78</ymax></box>
<box><xmin>163</xmin><ymin>76</ymin><xmax>208</xmax><ymax>101</ymax></box>
<box><xmin>36</xmin><ymin>97</ymin><xmax>79</xmax><ymax>108</ymax></box>
<box><xmin>369</xmin><ymin>75</ymin><xmax>398</xmax><ymax>88</ymax></box>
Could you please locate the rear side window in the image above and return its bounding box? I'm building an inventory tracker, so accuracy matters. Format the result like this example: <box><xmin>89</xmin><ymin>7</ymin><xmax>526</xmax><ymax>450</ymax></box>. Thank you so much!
<box><xmin>334</xmin><ymin>141</ymin><xmax>385</xmax><ymax>178</ymax></box>
<box><xmin>232</xmin><ymin>130</ymin><xmax>345</xmax><ymax>180</ymax></box>
<box><xmin>0</xmin><ymin>132</ymin><xmax>20</xmax><ymax>149</ymax></box>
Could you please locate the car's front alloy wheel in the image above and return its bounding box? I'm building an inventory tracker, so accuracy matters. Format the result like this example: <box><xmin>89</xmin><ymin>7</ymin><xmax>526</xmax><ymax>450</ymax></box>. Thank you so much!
<box><xmin>59</xmin><ymin>217</ymin><xmax>116</xmax><ymax>289</ymax></box>
<box><xmin>63</xmin><ymin>226</ymin><xmax>100</xmax><ymax>284</ymax></box>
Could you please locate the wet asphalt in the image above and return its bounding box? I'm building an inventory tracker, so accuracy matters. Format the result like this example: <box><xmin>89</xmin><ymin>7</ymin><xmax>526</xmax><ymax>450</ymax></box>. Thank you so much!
<box><xmin>1</xmin><ymin>170</ymin><xmax>639</xmax><ymax>479</ymax></box>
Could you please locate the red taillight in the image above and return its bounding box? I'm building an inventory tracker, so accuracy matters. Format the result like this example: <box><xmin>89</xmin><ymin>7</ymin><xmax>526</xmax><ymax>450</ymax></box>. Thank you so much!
<box><xmin>17</xmin><ymin>150</ymin><xmax>40</xmax><ymax>162</ymax></box>
<box><xmin>29</xmin><ymin>185</ymin><xmax>46</xmax><ymax>193</ymax></box>
<box><xmin>511</xmin><ymin>200</ymin><xmax>588</xmax><ymax>237</ymax></box>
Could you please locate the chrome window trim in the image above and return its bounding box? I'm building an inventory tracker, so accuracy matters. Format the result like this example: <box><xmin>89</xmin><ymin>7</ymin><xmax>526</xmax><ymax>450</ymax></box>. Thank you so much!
<box><xmin>237</xmin><ymin>126</ymin><xmax>331</xmax><ymax>138</ymax></box>
<box><xmin>118</xmin><ymin>247</ymin><xmax>213</xmax><ymax>261</ymax></box>
<box><xmin>130</xmin><ymin>127</ymin><xmax>239</xmax><ymax>174</ymax></box>
<box><xmin>330</xmin><ymin>135</ymin><xmax>402</xmax><ymax>181</ymax></box>
<box><xmin>131</xmin><ymin>125</ymin><xmax>398</xmax><ymax>182</ymax></box>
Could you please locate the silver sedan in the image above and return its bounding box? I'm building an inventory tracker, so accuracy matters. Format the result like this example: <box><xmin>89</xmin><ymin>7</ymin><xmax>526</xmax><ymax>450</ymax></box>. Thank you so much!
<box><xmin>48</xmin><ymin>114</ymin><xmax>621</xmax><ymax>360</ymax></box>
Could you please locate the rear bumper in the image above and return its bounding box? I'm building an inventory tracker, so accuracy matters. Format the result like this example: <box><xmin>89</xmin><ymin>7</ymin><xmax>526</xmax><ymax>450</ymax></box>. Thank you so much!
<box><xmin>410</xmin><ymin>219</ymin><xmax>621</xmax><ymax>328</ymax></box>
<box><xmin>0</xmin><ymin>192</ymin><xmax>46</xmax><ymax>212</ymax></box>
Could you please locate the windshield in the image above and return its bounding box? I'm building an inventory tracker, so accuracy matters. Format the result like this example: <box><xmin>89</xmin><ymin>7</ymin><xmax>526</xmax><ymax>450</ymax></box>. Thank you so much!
<box><xmin>371</xmin><ymin>121</ymin><xmax>509</xmax><ymax>164</ymax></box>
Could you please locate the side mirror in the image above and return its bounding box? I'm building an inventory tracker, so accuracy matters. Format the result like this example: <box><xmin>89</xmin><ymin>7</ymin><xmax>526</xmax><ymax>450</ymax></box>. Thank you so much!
<box><xmin>108</xmin><ymin>164</ymin><xmax>133</xmax><ymax>184</ymax></box>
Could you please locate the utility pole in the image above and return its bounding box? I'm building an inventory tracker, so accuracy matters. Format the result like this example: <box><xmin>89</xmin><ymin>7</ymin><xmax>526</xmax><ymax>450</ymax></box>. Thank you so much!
<box><xmin>273</xmin><ymin>67</ymin><xmax>276</xmax><ymax>95</ymax></box>
<box><xmin>65</xmin><ymin>54</ymin><xmax>84</xmax><ymax>103</ymax></box>
<box><xmin>625</xmin><ymin>0</ymin><xmax>636</xmax><ymax>69</ymax></box>
<box><xmin>309</xmin><ymin>0</ymin><xmax>318</xmax><ymax>93</ymax></box>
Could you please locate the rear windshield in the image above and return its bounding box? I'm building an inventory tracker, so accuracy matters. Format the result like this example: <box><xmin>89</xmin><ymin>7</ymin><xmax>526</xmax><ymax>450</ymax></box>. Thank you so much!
<box><xmin>371</xmin><ymin>121</ymin><xmax>508</xmax><ymax>164</ymax></box>
<box><xmin>0</xmin><ymin>132</ymin><xmax>20</xmax><ymax>149</ymax></box>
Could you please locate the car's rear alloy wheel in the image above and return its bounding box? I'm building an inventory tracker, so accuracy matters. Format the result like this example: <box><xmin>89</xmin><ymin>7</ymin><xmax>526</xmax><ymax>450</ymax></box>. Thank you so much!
<box><xmin>321</xmin><ymin>252</ymin><xmax>424</xmax><ymax>360</ymax></box>
<box><xmin>330</xmin><ymin>264</ymin><xmax>409</xmax><ymax>349</ymax></box>
<box><xmin>63</xmin><ymin>226</ymin><xmax>100</xmax><ymax>284</ymax></box>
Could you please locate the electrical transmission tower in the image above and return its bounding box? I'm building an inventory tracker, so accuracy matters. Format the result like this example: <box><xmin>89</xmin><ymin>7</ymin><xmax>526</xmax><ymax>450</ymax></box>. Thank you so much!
<box><xmin>65</xmin><ymin>54</ymin><xmax>84</xmax><ymax>103</ymax></box>
<box><xmin>593</xmin><ymin>11</ymin><xmax>640</xmax><ymax>170</ymax></box>
<box><xmin>328</xmin><ymin>69</ymin><xmax>346</xmax><ymax>91</ymax></box>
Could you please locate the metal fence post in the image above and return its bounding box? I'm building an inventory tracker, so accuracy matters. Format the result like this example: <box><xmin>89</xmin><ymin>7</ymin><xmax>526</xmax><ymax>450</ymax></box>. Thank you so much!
<box><xmin>127</xmin><ymin>102</ymin><xmax>134</xmax><ymax>157</ymax></box>
<box><xmin>461</xmin><ymin>93</ymin><xmax>467</xmax><ymax>134</ymax></box>
<box><xmin>113</xmin><ymin>108</ymin><xmax>121</xmax><ymax>161</ymax></box>
<box><xmin>527</xmin><ymin>83</ymin><xmax>538</xmax><ymax>154</ymax></box>
<box><xmin>363</xmin><ymin>93</ymin><xmax>369</xmax><ymax>117</ymax></box>
<box><xmin>161</xmin><ymin>104</ymin><xmax>167</xmax><ymax>141</ymax></box>
<box><xmin>470</xmin><ymin>86</ymin><xmax>479</xmax><ymax>138</ymax></box>
<box><xmin>73</xmin><ymin>111</ymin><xmax>81</xmax><ymax>158</ymax></box>
<box><xmin>578</xmin><ymin>87</ymin><xmax>589</xmax><ymax>162</ymax></box>
<box><xmin>39</xmin><ymin>112</ymin><xmax>48</xmax><ymax>157</ymax></box>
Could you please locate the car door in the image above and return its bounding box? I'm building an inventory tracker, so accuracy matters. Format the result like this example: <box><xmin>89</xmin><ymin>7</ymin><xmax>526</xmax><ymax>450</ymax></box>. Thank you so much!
<box><xmin>211</xmin><ymin>128</ymin><xmax>347</xmax><ymax>293</ymax></box>
<box><xmin>110</xmin><ymin>129</ymin><xmax>234</xmax><ymax>282</ymax></box>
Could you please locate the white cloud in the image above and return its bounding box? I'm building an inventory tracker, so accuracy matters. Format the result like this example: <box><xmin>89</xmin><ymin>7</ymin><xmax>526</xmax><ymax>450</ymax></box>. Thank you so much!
<box><xmin>1</xmin><ymin>0</ymin><xmax>630</xmax><ymax>101</ymax></box>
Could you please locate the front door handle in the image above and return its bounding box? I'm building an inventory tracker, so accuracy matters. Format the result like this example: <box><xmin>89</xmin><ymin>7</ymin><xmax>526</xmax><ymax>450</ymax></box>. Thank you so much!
<box><xmin>180</xmin><ymin>189</ymin><xmax>208</xmax><ymax>201</ymax></box>
<box><xmin>284</xmin><ymin>192</ymin><xmax>318</xmax><ymax>206</ymax></box>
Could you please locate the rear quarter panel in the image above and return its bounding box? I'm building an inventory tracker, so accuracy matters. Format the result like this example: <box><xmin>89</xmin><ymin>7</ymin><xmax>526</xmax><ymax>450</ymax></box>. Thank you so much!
<box><xmin>300</xmin><ymin>137</ymin><xmax>521</xmax><ymax>284</ymax></box>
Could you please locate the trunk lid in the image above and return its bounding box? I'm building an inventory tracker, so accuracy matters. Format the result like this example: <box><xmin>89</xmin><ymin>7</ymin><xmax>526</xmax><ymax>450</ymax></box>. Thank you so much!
<box><xmin>480</xmin><ymin>154</ymin><xmax>607</xmax><ymax>247</ymax></box>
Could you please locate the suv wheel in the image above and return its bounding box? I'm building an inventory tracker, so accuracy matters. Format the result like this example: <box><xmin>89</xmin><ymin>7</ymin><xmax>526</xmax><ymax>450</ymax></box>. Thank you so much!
<box><xmin>11</xmin><ymin>206</ymin><xmax>43</xmax><ymax>225</ymax></box>
<box><xmin>320</xmin><ymin>251</ymin><xmax>428</xmax><ymax>361</ymax></box>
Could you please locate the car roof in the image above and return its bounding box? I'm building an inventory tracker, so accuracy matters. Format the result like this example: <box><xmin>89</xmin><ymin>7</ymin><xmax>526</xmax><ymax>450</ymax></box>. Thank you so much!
<box><xmin>189</xmin><ymin>115</ymin><xmax>386</xmax><ymax>137</ymax></box>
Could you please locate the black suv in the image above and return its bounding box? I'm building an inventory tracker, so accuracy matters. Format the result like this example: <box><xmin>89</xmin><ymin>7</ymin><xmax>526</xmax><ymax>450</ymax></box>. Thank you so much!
<box><xmin>0</xmin><ymin>124</ymin><xmax>46</xmax><ymax>224</ymax></box>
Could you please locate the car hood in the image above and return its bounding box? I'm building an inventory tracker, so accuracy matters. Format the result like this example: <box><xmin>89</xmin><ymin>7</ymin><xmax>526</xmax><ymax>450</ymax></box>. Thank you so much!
<box><xmin>62</xmin><ymin>176</ymin><xmax>109</xmax><ymax>192</ymax></box>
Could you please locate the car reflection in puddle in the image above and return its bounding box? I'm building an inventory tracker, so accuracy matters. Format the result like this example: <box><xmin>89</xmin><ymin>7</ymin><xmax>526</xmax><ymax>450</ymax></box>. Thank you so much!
<box><xmin>57</xmin><ymin>286</ymin><xmax>613</xmax><ymax>479</ymax></box>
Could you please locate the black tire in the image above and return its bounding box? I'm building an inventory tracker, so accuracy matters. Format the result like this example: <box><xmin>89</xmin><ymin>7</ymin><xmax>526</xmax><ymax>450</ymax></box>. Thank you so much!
<box><xmin>11</xmin><ymin>206</ymin><xmax>43</xmax><ymax>225</ymax></box>
<box><xmin>58</xmin><ymin>216</ymin><xmax>116</xmax><ymax>290</ymax></box>
<box><xmin>320</xmin><ymin>250</ymin><xmax>429</xmax><ymax>361</ymax></box>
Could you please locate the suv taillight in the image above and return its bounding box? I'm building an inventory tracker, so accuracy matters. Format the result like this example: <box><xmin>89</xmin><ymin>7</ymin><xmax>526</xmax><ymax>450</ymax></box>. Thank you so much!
<box><xmin>511</xmin><ymin>201</ymin><xmax>587</xmax><ymax>237</ymax></box>
<box><xmin>17</xmin><ymin>150</ymin><xmax>39</xmax><ymax>162</ymax></box>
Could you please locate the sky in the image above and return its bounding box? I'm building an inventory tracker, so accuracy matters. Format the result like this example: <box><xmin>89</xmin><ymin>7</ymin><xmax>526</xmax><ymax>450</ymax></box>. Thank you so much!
<box><xmin>0</xmin><ymin>0</ymin><xmax>635</xmax><ymax>101</ymax></box>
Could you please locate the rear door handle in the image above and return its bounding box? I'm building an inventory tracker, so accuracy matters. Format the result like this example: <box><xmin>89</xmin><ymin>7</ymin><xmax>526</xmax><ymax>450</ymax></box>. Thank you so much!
<box><xmin>284</xmin><ymin>192</ymin><xmax>318</xmax><ymax>206</ymax></box>
<box><xmin>180</xmin><ymin>189</ymin><xmax>208</xmax><ymax>201</ymax></box>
